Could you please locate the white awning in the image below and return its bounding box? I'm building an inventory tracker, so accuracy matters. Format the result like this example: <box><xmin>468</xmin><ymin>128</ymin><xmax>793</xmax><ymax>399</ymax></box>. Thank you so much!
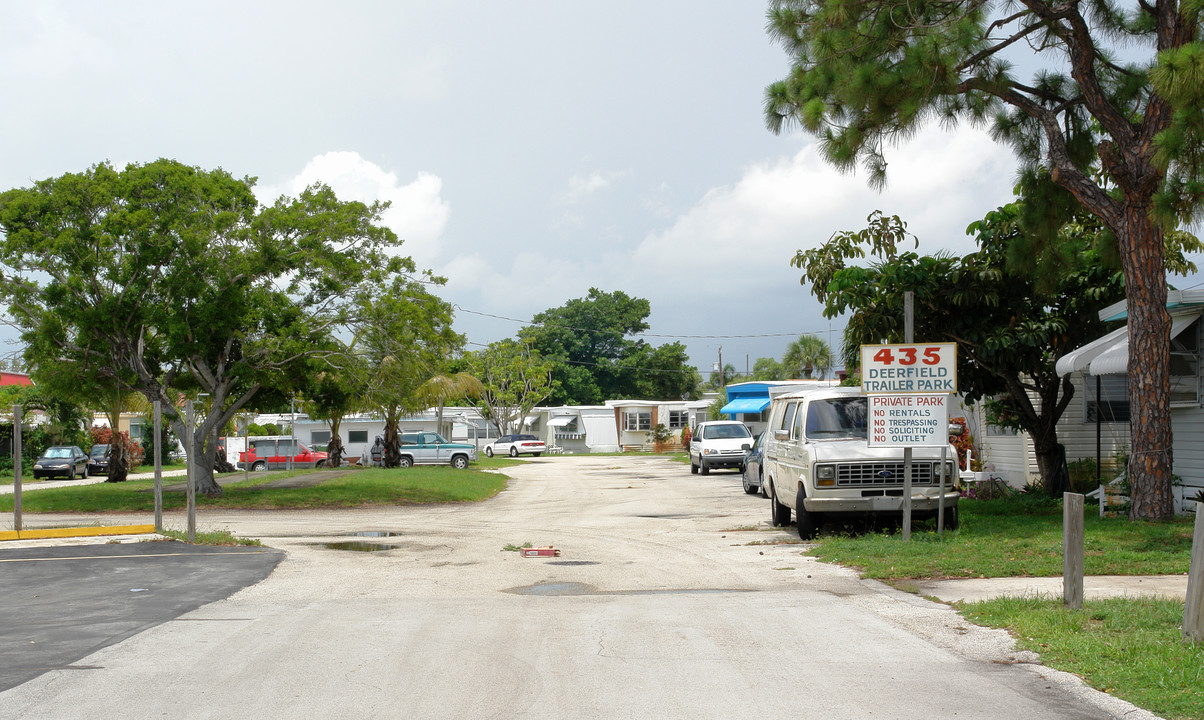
<box><xmin>521</xmin><ymin>415</ymin><xmax>538</xmax><ymax>428</ymax></box>
<box><xmin>1055</xmin><ymin>311</ymin><xmax>1201</xmax><ymax>376</ymax></box>
<box><xmin>547</xmin><ymin>415</ymin><xmax>577</xmax><ymax>428</ymax></box>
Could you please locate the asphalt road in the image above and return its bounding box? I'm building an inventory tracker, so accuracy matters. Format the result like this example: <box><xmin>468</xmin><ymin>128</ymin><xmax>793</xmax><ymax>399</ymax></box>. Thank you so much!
<box><xmin>0</xmin><ymin>456</ymin><xmax>1159</xmax><ymax>719</ymax></box>
<box><xmin>0</xmin><ymin>542</ymin><xmax>283</xmax><ymax>691</ymax></box>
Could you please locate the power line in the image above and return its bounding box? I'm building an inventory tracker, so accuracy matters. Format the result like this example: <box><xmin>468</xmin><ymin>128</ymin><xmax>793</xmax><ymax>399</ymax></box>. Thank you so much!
<box><xmin>453</xmin><ymin>304</ymin><xmax>838</xmax><ymax>341</ymax></box>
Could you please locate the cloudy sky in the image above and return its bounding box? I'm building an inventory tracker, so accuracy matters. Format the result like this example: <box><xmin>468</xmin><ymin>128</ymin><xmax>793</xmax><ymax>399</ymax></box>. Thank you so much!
<box><xmin>1</xmin><ymin>1</ymin><xmax>1135</xmax><ymax>377</ymax></box>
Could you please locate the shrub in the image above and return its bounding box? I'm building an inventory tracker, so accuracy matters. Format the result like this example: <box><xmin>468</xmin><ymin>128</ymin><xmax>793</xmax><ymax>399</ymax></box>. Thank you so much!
<box><xmin>89</xmin><ymin>426</ymin><xmax>145</xmax><ymax>467</ymax></box>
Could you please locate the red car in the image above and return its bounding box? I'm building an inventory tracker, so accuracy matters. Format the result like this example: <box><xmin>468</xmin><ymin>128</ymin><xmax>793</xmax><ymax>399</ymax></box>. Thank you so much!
<box><xmin>238</xmin><ymin>436</ymin><xmax>328</xmax><ymax>471</ymax></box>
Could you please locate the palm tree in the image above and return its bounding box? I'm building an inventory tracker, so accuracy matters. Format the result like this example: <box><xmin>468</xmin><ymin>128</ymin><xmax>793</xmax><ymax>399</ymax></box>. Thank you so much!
<box><xmin>417</xmin><ymin>371</ymin><xmax>486</xmax><ymax>438</ymax></box>
<box><xmin>783</xmin><ymin>335</ymin><xmax>832</xmax><ymax>380</ymax></box>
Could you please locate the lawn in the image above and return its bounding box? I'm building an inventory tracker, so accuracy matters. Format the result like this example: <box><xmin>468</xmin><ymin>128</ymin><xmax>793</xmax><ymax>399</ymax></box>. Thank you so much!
<box><xmin>796</xmin><ymin>494</ymin><xmax>1202</xmax><ymax>720</ymax></box>
<box><xmin>0</xmin><ymin>459</ymin><xmax>515</xmax><ymax>513</ymax></box>
<box><xmin>806</xmin><ymin>495</ymin><xmax>1195</xmax><ymax>579</ymax></box>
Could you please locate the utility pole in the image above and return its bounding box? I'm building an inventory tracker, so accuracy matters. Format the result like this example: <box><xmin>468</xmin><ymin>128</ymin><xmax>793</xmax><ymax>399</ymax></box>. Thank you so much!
<box><xmin>718</xmin><ymin>346</ymin><xmax>724</xmax><ymax>389</ymax></box>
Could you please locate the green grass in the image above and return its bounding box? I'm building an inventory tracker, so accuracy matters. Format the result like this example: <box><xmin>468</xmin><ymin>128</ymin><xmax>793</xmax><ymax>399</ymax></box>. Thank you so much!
<box><xmin>157</xmin><ymin>528</ymin><xmax>264</xmax><ymax>546</ymax></box>
<box><xmin>0</xmin><ymin>464</ymin><xmax>508</xmax><ymax>512</ymax></box>
<box><xmin>799</xmin><ymin>494</ymin><xmax>1201</xmax><ymax>720</ymax></box>
<box><xmin>806</xmin><ymin>496</ymin><xmax>1195</xmax><ymax>579</ymax></box>
<box><xmin>960</xmin><ymin>596</ymin><xmax>1204</xmax><ymax>720</ymax></box>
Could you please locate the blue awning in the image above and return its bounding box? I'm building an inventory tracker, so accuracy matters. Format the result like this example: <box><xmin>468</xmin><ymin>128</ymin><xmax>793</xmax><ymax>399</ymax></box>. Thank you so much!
<box><xmin>720</xmin><ymin>397</ymin><xmax>771</xmax><ymax>415</ymax></box>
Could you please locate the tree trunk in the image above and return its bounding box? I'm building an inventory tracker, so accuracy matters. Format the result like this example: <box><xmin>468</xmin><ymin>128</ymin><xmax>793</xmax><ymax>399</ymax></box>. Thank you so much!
<box><xmin>327</xmin><ymin>434</ymin><xmax>345</xmax><ymax>467</ymax></box>
<box><xmin>1119</xmin><ymin>210</ymin><xmax>1174</xmax><ymax>520</ymax></box>
<box><xmin>106</xmin><ymin>440</ymin><xmax>129</xmax><ymax>483</ymax></box>
<box><xmin>383</xmin><ymin>417</ymin><xmax>401</xmax><ymax>468</ymax></box>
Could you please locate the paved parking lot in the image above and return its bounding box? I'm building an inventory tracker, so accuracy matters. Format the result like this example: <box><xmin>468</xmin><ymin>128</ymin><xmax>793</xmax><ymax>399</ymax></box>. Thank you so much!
<box><xmin>0</xmin><ymin>541</ymin><xmax>282</xmax><ymax>691</ymax></box>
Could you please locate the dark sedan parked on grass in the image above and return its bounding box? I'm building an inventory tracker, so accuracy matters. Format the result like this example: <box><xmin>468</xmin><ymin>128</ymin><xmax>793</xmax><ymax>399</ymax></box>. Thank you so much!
<box><xmin>87</xmin><ymin>444</ymin><xmax>111</xmax><ymax>476</ymax></box>
<box><xmin>33</xmin><ymin>445</ymin><xmax>90</xmax><ymax>480</ymax></box>
<box><xmin>741</xmin><ymin>431</ymin><xmax>766</xmax><ymax>497</ymax></box>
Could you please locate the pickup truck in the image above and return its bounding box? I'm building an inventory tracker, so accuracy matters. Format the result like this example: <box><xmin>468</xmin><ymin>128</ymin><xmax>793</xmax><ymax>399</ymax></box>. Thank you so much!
<box><xmin>238</xmin><ymin>436</ymin><xmax>328</xmax><ymax>471</ymax></box>
<box><xmin>761</xmin><ymin>386</ymin><xmax>960</xmax><ymax>539</ymax></box>
<box><xmin>398</xmin><ymin>432</ymin><xmax>478</xmax><ymax>469</ymax></box>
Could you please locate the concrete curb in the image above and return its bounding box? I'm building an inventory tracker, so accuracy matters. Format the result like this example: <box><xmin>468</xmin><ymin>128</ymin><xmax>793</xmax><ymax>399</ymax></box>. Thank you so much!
<box><xmin>0</xmin><ymin>524</ymin><xmax>158</xmax><ymax>542</ymax></box>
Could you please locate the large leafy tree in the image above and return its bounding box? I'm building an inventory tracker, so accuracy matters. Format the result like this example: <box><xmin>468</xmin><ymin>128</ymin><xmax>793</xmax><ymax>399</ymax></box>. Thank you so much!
<box><xmin>765</xmin><ymin>1</ymin><xmax>1204</xmax><ymax>518</ymax></box>
<box><xmin>0</xmin><ymin>159</ymin><xmax>408</xmax><ymax>495</ymax></box>
<box><xmin>469</xmin><ymin>339</ymin><xmax>554</xmax><ymax>435</ymax></box>
<box><xmin>520</xmin><ymin>288</ymin><xmax>697</xmax><ymax>403</ymax></box>
<box><xmin>359</xmin><ymin>277</ymin><xmax>461</xmax><ymax>468</ymax></box>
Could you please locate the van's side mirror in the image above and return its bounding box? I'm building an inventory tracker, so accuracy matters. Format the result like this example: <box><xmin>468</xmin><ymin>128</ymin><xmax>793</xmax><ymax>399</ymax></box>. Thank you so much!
<box><xmin>774</xmin><ymin>429</ymin><xmax>789</xmax><ymax>441</ymax></box>
<box><xmin>741</xmin><ymin>443</ymin><xmax>751</xmax><ymax>451</ymax></box>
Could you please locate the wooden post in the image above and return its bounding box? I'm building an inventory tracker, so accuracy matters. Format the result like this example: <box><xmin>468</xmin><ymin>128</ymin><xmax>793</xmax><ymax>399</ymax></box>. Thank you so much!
<box><xmin>153</xmin><ymin>400</ymin><xmax>163</xmax><ymax>533</ymax></box>
<box><xmin>185</xmin><ymin>400</ymin><xmax>195</xmax><ymax>542</ymax></box>
<box><xmin>12</xmin><ymin>405</ymin><xmax>22</xmax><ymax>532</ymax></box>
<box><xmin>1184</xmin><ymin>505</ymin><xmax>1204</xmax><ymax>643</ymax></box>
<box><xmin>1064</xmin><ymin>492</ymin><xmax>1085</xmax><ymax>609</ymax></box>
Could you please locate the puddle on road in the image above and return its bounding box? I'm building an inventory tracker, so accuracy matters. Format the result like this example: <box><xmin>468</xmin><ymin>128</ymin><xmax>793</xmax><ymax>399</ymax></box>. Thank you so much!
<box><xmin>546</xmin><ymin>560</ymin><xmax>600</xmax><ymax>566</ymax></box>
<box><xmin>318</xmin><ymin>541</ymin><xmax>407</xmax><ymax>552</ymax></box>
<box><xmin>353</xmin><ymin>530</ymin><xmax>402</xmax><ymax>537</ymax></box>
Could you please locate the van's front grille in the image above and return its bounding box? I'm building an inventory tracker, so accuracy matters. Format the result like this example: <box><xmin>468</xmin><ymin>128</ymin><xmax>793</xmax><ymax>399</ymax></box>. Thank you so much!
<box><xmin>836</xmin><ymin>462</ymin><xmax>937</xmax><ymax>486</ymax></box>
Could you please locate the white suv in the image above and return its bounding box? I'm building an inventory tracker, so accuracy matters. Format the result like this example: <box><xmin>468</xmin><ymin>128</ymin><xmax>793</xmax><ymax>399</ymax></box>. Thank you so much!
<box><xmin>689</xmin><ymin>420</ymin><xmax>754</xmax><ymax>475</ymax></box>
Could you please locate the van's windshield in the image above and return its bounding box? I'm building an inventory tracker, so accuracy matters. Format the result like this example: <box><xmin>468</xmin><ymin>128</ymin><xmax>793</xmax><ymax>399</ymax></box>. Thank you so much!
<box><xmin>805</xmin><ymin>398</ymin><xmax>868</xmax><ymax>439</ymax></box>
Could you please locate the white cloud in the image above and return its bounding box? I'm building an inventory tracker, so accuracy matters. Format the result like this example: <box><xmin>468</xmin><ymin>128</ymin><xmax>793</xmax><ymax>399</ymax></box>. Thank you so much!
<box><xmin>632</xmin><ymin>125</ymin><xmax>1017</xmax><ymax>299</ymax></box>
<box><xmin>562</xmin><ymin>170</ymin><xmax>626</xmax><ymax>203</ymax></box>
<box><xmin>260</xmin><ymin>152</ymin><xmax>450</xmax><ymax>267</ymax></box>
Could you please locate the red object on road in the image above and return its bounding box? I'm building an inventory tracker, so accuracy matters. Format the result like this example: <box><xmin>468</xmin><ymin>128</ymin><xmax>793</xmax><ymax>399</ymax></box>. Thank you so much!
<box><xmin>520</xmin><ymin>547</ymin><xmax>561</xmax><ymax>558</ymax></box>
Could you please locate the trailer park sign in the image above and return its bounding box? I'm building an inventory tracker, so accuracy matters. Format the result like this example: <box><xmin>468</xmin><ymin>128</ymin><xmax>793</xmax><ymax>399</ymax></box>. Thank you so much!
<box><xmin>861</xmin><ymin>343</ymin><xmax>957</xmax><ymax>448</ymax></box>
<box><xmin>860</xmin><ymin>343</ymin><xmax>957</xmax><ymax>394</ymax></box>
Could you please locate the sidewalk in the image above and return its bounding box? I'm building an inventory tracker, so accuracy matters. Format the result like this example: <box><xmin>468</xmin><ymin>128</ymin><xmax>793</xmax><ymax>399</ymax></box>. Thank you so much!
<box><xmin>916</xmin><ymin>574</ymin><xmax>1190</xmax><ymax>603</ymax></box>
<box><xmin>0</xmin><ymin>467</ymin><xmax>187</xmax><ymax>495</ymax></box>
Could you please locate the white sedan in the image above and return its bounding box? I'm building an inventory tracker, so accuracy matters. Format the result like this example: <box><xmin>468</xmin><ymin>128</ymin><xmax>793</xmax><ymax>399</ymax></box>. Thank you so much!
<box><xmin>485</xmin><ymin>434</ymin><xmax>547</xmax><ymax>457</ymax></box>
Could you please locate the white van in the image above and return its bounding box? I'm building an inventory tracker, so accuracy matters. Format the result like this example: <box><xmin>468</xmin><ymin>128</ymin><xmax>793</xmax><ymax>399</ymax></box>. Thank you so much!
<box><xmin>761</xmin><ymin>386</ymin><xmax>960</xmax><ymax>539</ymax></box>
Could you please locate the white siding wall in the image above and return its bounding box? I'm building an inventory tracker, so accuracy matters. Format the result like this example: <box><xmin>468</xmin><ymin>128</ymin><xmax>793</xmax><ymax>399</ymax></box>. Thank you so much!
<box><xmin>1172</xmin><ymin>406</ymin><xmax>1204</xmax><ymax>508</ymax></box>
<box><xmin>1055</xmin><ymin>374</ymin><xmax>1131</xmax><ymax>471</ymax></box>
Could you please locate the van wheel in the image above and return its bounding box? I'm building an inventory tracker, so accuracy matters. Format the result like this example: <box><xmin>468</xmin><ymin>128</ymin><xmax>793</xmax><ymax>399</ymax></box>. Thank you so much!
<box><xmin>700</xmin><ymin>460</ymin><xmax>710</xmax><ymax>475</ymax></box>
<box><xmin>796</xmin><ymin>486</ymin><xmax>819</xmax><ymax>540</ymax></box>
<box><xmin>770</xmin><ymin>484</ymin><xmax>791</xmax><ymax>527</ymax></box>
<box><xmin>690</xmin><ymin>458</ymin><xmax>698</xmax><ymax>474</ymax></box>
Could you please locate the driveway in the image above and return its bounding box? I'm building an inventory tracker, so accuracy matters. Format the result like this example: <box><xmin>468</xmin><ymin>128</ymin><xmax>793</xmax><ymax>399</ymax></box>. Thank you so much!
<box><xmin>0</xmin><ymin>456</ymin><xmax>1157</xmax><ymax>719</ymax></box>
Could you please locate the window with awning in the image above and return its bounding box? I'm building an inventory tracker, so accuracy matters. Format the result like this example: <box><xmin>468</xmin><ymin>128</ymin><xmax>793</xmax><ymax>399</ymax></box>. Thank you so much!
<box><xmin>1057</xmin><ymin>310</ymin><xmax>1201</xmax><ymax>408</ymax></box>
